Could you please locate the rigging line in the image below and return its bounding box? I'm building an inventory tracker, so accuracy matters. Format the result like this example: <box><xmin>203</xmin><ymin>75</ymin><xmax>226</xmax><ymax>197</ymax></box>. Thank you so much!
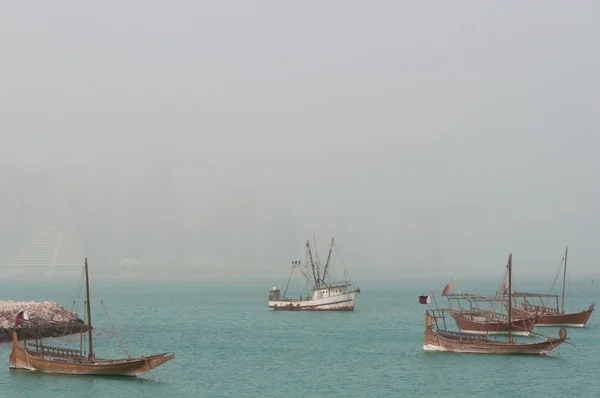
<box><xmin>334</xmin><ymin>242</ymin><xmax>352</xmax><ymax>282</ymax></box>
<box><xmin>100</xmin><ymin>298</ymin><xmax>129</xmax><ymax>357</ymax></box>
<box><xmin>72</xmin><ymin>265</ymin><xmax>86</xmax><ymax>313</ymax></box>
<box><xmin>549</xmin><ymin>255</ymin><xmax>565</xmax><ymax>295</ymax></box>
<box><xmin>65</xmin><ymin>267</ymin><xmax>86</xmax><ymax>337</ymax></box>
<box><xmin>65</xmin><ymin>266</ymin><xmax>86</xmax><ymax>337</ymax></box>
<box><xmin>548</xmin><ymin>338</ymin><xmax>561</xmax><ymax>357</ymax></box>
<box><xmin>494</xmin><ymin>266</ymin><xmax>508</xmax><ymax>300</ymax></box>
<box><xmin>82</xmin><ymin>301</ymin><xmax>87</xmax><ymax>357</ymax></box>
<box><xmin>313</xmin><ymin>235</ymin><xmax>320</xmax><ymax>263</ymax></box>
<box><xmin>61</xmin><ymin>306</ymin><xmax>77</xmax><ymax>337</ymax></box>
<box><xmin>282</xmin><ymin>264</ymin><xmax>295</xmax><ymax>298</ymax></box>
<box><xmin>565</xmin><ymin>258</ymin><xmax>571</xmax><ymax>300</ymax></box>
<box><xmin>144</xmin><ymin>357</ymin><xmax>156</xmax><ymax>381</ymax></box>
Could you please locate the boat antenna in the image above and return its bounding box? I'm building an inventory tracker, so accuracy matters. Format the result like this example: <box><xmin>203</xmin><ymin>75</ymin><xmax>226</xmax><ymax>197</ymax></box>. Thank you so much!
<box><xmin>507</xmin><ymin>252</ymin><xmax>513</xmax><ymax>342</ymax></box>
<box><xmin>84</xmin><ymin>258</ymin><xmax>94</xmax><ymax>360</ymax></box>
<box><xmin>562</xmin><ymin>246</ymin><xmax>568</xmax><ymax>313</ymax></box>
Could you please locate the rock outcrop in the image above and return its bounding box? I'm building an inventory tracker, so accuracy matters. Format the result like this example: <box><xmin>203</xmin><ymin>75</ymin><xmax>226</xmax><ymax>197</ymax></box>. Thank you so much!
<box><xmin>0</xmin><ymin>300</ymin><xmax>88</xmax><ymax>343</ymax></box>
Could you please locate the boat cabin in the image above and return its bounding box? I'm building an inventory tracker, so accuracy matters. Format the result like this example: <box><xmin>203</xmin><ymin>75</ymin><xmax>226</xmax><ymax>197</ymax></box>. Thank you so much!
<box><xmin>269</xmin><ymin>287</ymin><xmax>281</xmax><ymax>301</ymax></box>
<box><xmin>311</xmin><ymin>283</ymin><xmax>350</xmax><ymax>300</ymax></box>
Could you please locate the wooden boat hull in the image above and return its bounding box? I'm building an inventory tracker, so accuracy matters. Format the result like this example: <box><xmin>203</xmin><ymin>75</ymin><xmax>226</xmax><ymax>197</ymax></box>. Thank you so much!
<box><xmin>9</xmin><ymin>332</ymin><xmax>174</xmax><ymax>377</ymax></box>
<box><xmin>424</xmin><ymin>331</ymin><xmax>565</xmax><ymax>355</ymax></box>
<box><xmin>449</xmin><ymin>311</ymin><xmax>536</xmax><ymax>336</ymax></box>
<box><xmin>268</xmin><ymin>290</ymin><xmax>359</xmax><ymax>311</ymax></box>
<box><xmin>533</xmin><ymin>304</ymin><xmax>595</xmax><ymax>327</ymax></box>
<box><xmin>424</xmin><ymin>311</ymin><xmax>566</xmax><ymax>355</ymax></box>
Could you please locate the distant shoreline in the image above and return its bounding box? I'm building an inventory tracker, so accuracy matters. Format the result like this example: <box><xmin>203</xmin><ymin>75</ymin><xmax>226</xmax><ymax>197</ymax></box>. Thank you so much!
<box><xmin>0</xmin><ymin>273</ymin><xmax>597</xmax><ymax>284</ymax></box>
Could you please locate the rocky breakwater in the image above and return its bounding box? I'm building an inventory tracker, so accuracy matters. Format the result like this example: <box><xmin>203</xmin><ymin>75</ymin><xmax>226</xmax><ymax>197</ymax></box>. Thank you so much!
<box><xmin>0</xmin><ymin>301</ymin><xmax>88</xmax><ymax>343</ymax></box>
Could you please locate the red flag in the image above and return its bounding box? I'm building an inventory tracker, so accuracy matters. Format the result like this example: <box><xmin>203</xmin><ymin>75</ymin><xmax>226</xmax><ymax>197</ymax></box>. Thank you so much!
<box><xmin>419</xmin><ymin>295</ymin><xmax>431</xmax><ymax>304</ymax></box>
<box><xmin>15</xmin><ymin>309</ymin><xmax>29</xmax><ymax>328</ymax></box>
<box><xmin>442</xmin><ymin>279</ymin><xmax>456</xmax><ymax>296</ymax></box>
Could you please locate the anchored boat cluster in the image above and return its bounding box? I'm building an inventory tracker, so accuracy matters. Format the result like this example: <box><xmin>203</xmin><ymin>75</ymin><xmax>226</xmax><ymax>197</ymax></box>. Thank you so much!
<box><xmin>420</xmin><ymin>248</ymin><xmax>594</xmax><ymax>355</ymax></box>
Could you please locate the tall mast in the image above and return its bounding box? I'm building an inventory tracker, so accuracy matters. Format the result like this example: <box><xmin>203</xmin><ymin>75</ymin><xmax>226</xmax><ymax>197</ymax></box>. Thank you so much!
<box><xmin>507</xmin><ymin>253</ymin><xmax>512</xmax><ymax>342</ymax></box>
<box><xmin>85</xmin><ymin>258</ymin><xmax>93</xmax><ymax>359</ymax></box>
<box><xmin>321</xmin><ymin>237</ymin><xmax>335</xmax><ymax>286</ymax></box>
<box><xmin>313</xmin><ymin>235</ymin><xmax>320</xmax><ymax>285</ymax></box>
<box><xmin>307</xmin><ymin>241</ymin><xmax>318</xmax><ymax>287</ymax></box>
<box><xmin>562</xmin><ymin>246</ymin><xmax>568</xmax><ymax>314</ymax></box>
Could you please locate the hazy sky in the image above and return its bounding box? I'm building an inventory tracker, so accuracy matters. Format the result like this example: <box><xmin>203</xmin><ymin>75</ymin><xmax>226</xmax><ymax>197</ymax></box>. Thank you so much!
<box><xmin>1</xmin><ymin>2</ymin><xmax>599</xmax><ymax>280</ymax></box>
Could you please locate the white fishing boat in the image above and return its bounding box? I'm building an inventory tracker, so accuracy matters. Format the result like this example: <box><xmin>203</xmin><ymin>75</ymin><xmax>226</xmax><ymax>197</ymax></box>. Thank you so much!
<box><xmin>267</xmin><ymin>237</ymin><xmax>360</xmax><ymax>311</ymax></box>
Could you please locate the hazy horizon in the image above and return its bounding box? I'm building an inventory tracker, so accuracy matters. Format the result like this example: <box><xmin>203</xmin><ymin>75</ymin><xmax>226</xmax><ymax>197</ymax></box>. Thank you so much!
<box><xmin>2</xmin><ymin>2</ymin><xmax>599</xmax><ymax>283</ymax></box>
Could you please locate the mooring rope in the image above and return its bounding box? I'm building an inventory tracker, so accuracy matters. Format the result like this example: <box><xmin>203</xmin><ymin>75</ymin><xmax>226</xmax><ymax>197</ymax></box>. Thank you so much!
<box><xmin>100</xmin><ymin>298</ymin><xmax>129</xmax><ymax>357</ymax></box>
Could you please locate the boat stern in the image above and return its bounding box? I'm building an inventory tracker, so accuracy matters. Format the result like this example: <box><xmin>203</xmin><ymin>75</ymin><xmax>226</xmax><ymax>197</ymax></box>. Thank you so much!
<box><xmin>267</xmin><ymin>287</ymin><xmax>286</xmax><ymax>309</ymax></box>
<box><xmin>8</xmin><ymin>331</ymin><xmax>18</xmax><ymax>369</ymax></box>
<box><xmin>423</xmin><ymin>310</ymin><xmax>443</xmax><ymax>351</ymax></box>
<box><xmin>9</xmin><ymin>331</ymin><xmax>33</xmax><ymax>371</ymax></box>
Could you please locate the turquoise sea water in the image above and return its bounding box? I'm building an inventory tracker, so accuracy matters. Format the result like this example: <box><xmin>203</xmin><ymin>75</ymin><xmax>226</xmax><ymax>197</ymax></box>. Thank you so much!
<box><xmin>0</xmin><ymin>276</ymin><xmax>598</xmax><ymax>397</ymax></box>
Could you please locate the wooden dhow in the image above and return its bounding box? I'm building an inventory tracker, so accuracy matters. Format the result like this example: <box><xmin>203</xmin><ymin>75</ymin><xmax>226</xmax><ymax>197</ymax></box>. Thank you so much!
<box><xmin>445</xmin><ymin>294</ymin><xmax>537</xmax><ymax>336</ymax></box>
<box><xmin>9</xmin><ymin>258</ymin><xmax>174</xmax><ymax>376</ymax></box>
<box><xmin>511</xmin><ymin>292</ymin><xmax>594</xmax><ymax>327</ymax></box>
<box><xmin>268</xmin><ymin>237</ymin><xmax>360</xmax><ymax>311</ymax></box>
<box><xmin>509</xmin><ymin>247</ymin><xmax>594</xmax><ymax>327</ymax></box>
<box><xmin>424</xmin><ymin>310</ymin><xmax>567</xmax><ymax>355</ymax></box>
<box><xmin>422</xmin><ymin>253</ymin><xmax>569</xmax><ymax>355</ymax></box>
<box><xmin>442</xmin><ymin>279</ymin><xmax>537</xmax><ymax>336</ymax></box>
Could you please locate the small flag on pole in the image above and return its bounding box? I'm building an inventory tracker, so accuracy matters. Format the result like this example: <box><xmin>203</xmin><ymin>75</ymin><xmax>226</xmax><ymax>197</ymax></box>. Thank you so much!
<box><xmin>14</xmin><ymin>309</ymin><xmax>29</xmax><ymax>328</ymax></box>
<box><xmin>419</xmin><ymin>295</ymin><xmax>431</xmax><ymax>304</ymax></box>
<box><xmin>442</xmin><ymin>279</ymin><xmax>456</xmax><ymax>296</ymax></box>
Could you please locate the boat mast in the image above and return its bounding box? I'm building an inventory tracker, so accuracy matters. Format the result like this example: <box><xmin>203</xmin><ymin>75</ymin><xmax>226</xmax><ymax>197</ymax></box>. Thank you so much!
<box><xmin>321</xmin><ymin>237</ymin><xmax>335</xmax><ymax>287</ymax></box>
<box><xmin>508</xmin><ymin>253</ymin><xmax>512</xmax><ymax>342</ymax></box>
<box><xmin>562</xmin><ymin>246</ymin><xmax>568</xmax><ymax>314</ymax></box>
<box><xmin>307</xmin><ymin>241</ymin><xmax>318</xmax><ymax>288</ymax></box>
<box><xmin>313</xmin><ymin>235</ymin><xmax>320</xmax><ymax>286</ymax></box>
<box><xmin>85</xmin><ymin>258</ymin><xmax>93</xmax><ymax>359</ymax></box>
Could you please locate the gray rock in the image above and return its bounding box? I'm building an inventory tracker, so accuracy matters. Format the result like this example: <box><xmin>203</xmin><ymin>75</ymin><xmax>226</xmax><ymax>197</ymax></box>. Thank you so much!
<box><xmin>0</xmin><ymin>301</ymin><xmax>88</xmax><ymax>343</ymax></box>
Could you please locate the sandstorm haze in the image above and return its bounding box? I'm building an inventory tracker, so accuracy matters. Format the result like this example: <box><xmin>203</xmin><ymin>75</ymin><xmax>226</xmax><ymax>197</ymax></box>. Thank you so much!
<box><xmin>1</xmin><ymin>2</ymin><xmax>598</xmax><ymax>281</ymax></box>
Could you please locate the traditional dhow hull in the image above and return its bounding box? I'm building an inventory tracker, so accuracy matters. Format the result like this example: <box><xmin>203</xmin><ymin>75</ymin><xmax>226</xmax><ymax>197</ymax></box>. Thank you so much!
<box><xmin>424</xmin><ymin>311</ymin><xmax>566</xmax><ymax>355</ymax></box>
<box><xmin>449</xmin><ymin>310</ymin><xmax>536</xmax><ymax>336</ymax></box>
<box><xmin>9</xmin><ymin>332</ymin><xmax>174</xmax><ymax>377</ymax></box>
<box><xmin>532</xmin><ymin>304</ymin><xmax>595</xmax><ymax>327</ymax></box>
<box><xmin>268</xmin><ymin>290</ymin><xmax>359</xmax><ymax>311</ymax></box>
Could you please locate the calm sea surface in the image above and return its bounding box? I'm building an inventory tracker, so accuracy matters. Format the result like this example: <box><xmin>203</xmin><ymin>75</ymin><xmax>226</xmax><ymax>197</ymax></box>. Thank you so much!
<box><xmin>0</xmin><ymin>276</ymin><xmax>598</xmax><ymax>397</ymax></box>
